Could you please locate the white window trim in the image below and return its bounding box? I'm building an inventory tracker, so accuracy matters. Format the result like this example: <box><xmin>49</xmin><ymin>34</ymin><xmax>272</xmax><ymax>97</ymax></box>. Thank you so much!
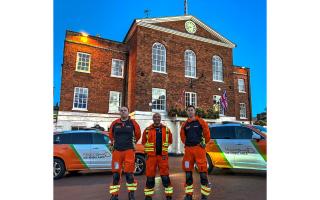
<box><xmin>72</xmin><ymin>87</ymin><xmax>88</xmax><ymax>111</ymax></box>
<box><xmin>184</xmin><ymin>50</ymin><xmax>197</xmax><ymax>78</ymax></box>
<box><xmin>240</xmin><ymin>103</ymin><xmax>247</xmax><ymax>119</ymax></box>
<box><xmin>108</xmin><ymin>91</ymin><xmax>122</xmax><ymax>113</ymax></box>
<box><xmin>152</xmin><ymin>42</ymin><xmax>167</xmax><ymax>73</ymax></box>
<box><xmin>213</xmin><ymin>80</ymin><xmax>224</xmax><ymax>83</ymax></box>
<box><xmin>185</xmin><ymin>92</ymin><xmax>197</xmax><ymax>108</ymax></box>
<box><xmin>110</xmin><ymin>59</ymin><xmax>124</xmax><ymax>78</ymax></box>
<box><xmin>75</xmin><ymin>52</ymin><xmax>91</xmax><ymax>73</ymax></box>
<box><xmin>238</xmin><ymin>79</ymin><xmax>246</xmax><ymax>93</ymax></box>
<box><xmin>212</xmin><ymin>55</ymin><xmax>223</xmax><ymax>82</ymax></box>
<box><xmin>152</xmin><ymin>88</ymin><xmax>167</xmax><ymax>112</ymax></box>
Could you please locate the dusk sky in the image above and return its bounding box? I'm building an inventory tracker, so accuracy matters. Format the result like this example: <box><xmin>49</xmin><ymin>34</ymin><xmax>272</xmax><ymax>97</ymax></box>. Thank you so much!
<box><xmin>54</xmin><ymin>0</ymin><xmax>266</xmax><ymax>116</ymax></box>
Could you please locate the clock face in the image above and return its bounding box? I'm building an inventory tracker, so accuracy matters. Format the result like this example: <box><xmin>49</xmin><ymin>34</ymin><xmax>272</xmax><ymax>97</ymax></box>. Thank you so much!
<box><xmin>185</xmin><ymin>20</ymin><xmax>197</xmax><ymax>34</ymax></box>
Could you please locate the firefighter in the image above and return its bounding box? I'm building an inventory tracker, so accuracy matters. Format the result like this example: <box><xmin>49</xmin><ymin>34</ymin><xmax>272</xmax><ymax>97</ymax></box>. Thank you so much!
<box><xmin>142</xmin><ymin>113</ymin><xmax>173</xmax><ymax>200</ymax></box>
<box><xmin>180</xmin><ymin>105</ymin><xmax>211</xmax><ymax>200</ymax></box>
<box><xmin>108</xmin><ymin>106</ymin><xmax>141</xmax><ymax>200</ymax></box>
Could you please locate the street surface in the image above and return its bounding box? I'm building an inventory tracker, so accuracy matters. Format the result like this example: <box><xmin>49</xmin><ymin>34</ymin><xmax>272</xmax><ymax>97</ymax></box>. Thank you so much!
<box><xmin>54</xmin><ymin>156</ymin><xmax>266</xmax><ymax>200</ymax></box>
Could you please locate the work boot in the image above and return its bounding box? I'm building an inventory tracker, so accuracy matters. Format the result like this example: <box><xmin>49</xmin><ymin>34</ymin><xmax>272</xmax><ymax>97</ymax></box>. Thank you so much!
<box><xmin>166</xmin><ymin>196</ymin><xmax>172</xmax><ymax>200</ymax></box>
<box><xmin>145</xmin><ymin>196</ymin><xmax>152</xmax><ymax>200</ymax></box>
<box><xmin>184</xmin><ymin>194</ymin><xmax>192</xmax><ymax>200</ymax></box>
<box><xmin>201</xmin><ymin>194</ymin><xmax>208</xmax><ymax>200</ymax></box>
<box><xmin>128</xmin><ymin>191</ymin><xmax>135</xmax><ymax>200</ymax></box>
<box><xmin>110</xmin><ymin>195</ymin><xmax>118</xmax><ymax>200</ymax></box>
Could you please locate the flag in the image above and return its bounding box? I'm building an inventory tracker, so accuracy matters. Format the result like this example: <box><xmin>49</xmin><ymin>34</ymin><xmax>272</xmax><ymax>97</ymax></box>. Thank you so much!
<box><xmin>221</xmin><ymin>90</ymin><xmax>228</xmax><ymax>111</ymax></box>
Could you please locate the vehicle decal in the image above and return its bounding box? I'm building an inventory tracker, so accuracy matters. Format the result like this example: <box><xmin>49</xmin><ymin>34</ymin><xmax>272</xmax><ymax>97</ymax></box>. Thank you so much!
<box><xmin>70</xmin><ymin>144</ymin><xmax>89</xmax><ymax>169</ymax></box>
<box><xmin>212</xmin><ymin>139</ymin><xmax>232</xmax><ymax>168</ymax></box>
<box><xmin>251</xmin><ymin>141</ymin><xmax>267</xmax><ymax>161</ymax></box>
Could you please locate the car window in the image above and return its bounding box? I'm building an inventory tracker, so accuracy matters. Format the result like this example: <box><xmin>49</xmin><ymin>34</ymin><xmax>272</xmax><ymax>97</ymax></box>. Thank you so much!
<box><xmin>70</xmin><ymin>133</ymin><xmax>93</xmax><ymax>144</ymax></box>
<box><xmin>210</xmin><ymin>126</ymin><xmax>236</xmax><ymax>139</ymax></box>
<box><xmin>54</xmin><ymin>134</ymin><xmax>71</xmax><ymax>144</ymax></box>
<box><xmin>93</xmin><ymin>133</ymin><xmax>107</xmax><ymax>144</ymax></box>
<box><xmin>235</xmin><ymin>127</ymin><xmax>253</xmax><ymax>139</ymax></box>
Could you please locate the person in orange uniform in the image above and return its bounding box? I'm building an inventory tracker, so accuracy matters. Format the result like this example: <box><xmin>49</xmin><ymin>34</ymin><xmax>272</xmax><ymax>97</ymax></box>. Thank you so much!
<box><xmin>108</xmin><ymin>106</ymin><xmax>141</xmax><ymax>200</ymax></box>
<box><xmin>142</xmin><ymin>113</ymin><xmax>173</xmax><ymax>200</ymax></box>
<box><xmin>180</xmin><ymin>105</ymin><xmax>212</xmax><ymax>200</ymax></box>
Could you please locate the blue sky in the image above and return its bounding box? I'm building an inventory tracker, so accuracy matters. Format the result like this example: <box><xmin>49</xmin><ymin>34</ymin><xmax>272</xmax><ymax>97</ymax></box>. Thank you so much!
<box><xmin>54</xmin><ymin>0</ymin><xmax>266</xmax><ymax>116</ymax></box>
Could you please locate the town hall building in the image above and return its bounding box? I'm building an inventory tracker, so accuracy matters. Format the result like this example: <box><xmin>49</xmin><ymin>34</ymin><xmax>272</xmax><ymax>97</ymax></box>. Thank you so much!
<box><xmin>56</xmin><ymin>15</ymin><xmax>252</xmax><ymax>154</ymax></box>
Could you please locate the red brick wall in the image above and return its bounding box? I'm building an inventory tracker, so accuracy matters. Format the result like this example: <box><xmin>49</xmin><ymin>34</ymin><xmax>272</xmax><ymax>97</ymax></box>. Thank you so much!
<box><xmin>233</xmin><ymin>68</ymin><xmax>251</xmax><ymax>120</ymax></box>
<box><xmin>132</xmin><ymin>26</ymin><xmax>237</xmax><ymax>116</ymax></box>
<box><xmin>59</xmin><ymin>31</ymin><xmax>128</xmax><ymax>114</ymax></box>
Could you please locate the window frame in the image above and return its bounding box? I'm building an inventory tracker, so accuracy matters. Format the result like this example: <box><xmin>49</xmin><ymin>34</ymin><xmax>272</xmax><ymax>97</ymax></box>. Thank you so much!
<box><xmin>152</xmin><ymin>42</ymin><xmax>167</xmax><ymax>73</ymax></box>
<box><xmin>240</xmin><ymin>103</ymin><xmax>247</xmax><ymax>119</ymax></box>
<box><xmin>72</xmin><ymin>87</ymin><xmax>89</xmax><ymax>111</ymax></box>
<box><xmin>212</xmin><ymin>55</ymin><xmax>223</xmax><ymax>82</ymax></box>
<box><xmin>238</xmin><ymin>79</ymin><xmax>246</xmax><ymax>93</ymax></box>
<box><xmin>152</xmin><ymin>88</ymin><xmax>167</xmax><ymax>112</ymax></box>
<box><xmin>75</xmin><ymin>52</ymin><xmax>91</xmax><ymax>73</ymax></box>
<box><xmin>111</xmin><ymin>58</ymin><xmax>124</xmax><ymax>78</ymax></box>
<box><xmin>108</xmin><ymin>91</ymin><xmax>122</xmax><ymax>113</ymax></box>
<box><xmin>185</xmin><ymin>92</ymin><xmax>197</xmax><ymax>108</ymax></box>
<box><xmin>184</xmin><ymin>50</ymin><xmax>197</xmax><ymax>78</ymax></box>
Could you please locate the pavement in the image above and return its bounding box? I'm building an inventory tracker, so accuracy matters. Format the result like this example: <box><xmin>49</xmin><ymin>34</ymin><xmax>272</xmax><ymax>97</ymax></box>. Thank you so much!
<box><xmin>54</xmin><ymin>156</ymin><xmax>266</xmax><ymax>200</ymax></box>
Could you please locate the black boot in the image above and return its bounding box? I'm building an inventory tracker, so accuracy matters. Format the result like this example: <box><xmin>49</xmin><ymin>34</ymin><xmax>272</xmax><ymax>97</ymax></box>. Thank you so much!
<box><xmin>145</xmin><ymin>196</ymin><xmax>152</xmax><ymax>200</ymax></box>
<box><xmin>128</xmin><ymin>191</ymin><xmax>135</xmax><ymax>200</ymax></box>
<box><xmin>184</xmin><ymin>194</ymin><xmax>192</xmax><ymax>200</ymax></box>
<box><xmin>201</xmin><ymin>194</ymin><xmax>208</xmax><ymax>200</ymax></box>
<box><xmin>166</xmin><ymin>196</ymin><xmax>172</xmax><ymax>200</ymax></box>
<box><xmin>110</xmin><ymin>195</ymin><xmax>118</xmax><ymax>200</ymax></box>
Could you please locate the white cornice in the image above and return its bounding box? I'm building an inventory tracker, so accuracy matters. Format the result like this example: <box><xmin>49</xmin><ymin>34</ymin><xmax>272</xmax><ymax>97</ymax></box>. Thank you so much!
<box><xmin>137</xmin><ymin>21</ymin><xmax>235</xmax><ymax>48</ymax></box>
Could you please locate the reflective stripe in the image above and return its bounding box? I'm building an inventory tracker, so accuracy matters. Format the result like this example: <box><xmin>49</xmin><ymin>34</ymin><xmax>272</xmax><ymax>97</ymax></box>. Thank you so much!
<box><xmin>127</xmin><ymin>182</ymin><xmax>138</xmax><ymax>191</ymax></box>
<box><xmin>201</xmin><ymin>185</ymin><xmax>211</xmax><ymax>196</ymax></box>
<box><xmin>109</xmin><ymin>185</ymin><xmax>120</xmax><ymax>194</ymax></box>
<box><xmin>165</xmin><ymin>186</ymin><xmax>173</xmax><ymax>194</ymax></box>
<box><xmin>185</xmin><ymin>185</ymin><xmax>194</xmax><ymax>193</ymax></box>
<box><xmin>144</xmin><ymin>188</ymin><xmax>154</xmax><ymax>195</ymax></box>
<box><xmin>145</xmin><ymin>143</ymin><xmax>154</xmax><ymax>146</ymax></box>
<box><xmin>126</xmin><ymin>182</ymin><xmax>137</xmax><ymax>187</ymax></box>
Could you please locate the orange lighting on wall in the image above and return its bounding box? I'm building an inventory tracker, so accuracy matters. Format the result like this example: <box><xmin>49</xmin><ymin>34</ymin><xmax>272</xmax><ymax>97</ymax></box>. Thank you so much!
<box><xmin>80</xmin><ymin>32</ymin><xmax>88</xmax><ymax>42</ymax></box>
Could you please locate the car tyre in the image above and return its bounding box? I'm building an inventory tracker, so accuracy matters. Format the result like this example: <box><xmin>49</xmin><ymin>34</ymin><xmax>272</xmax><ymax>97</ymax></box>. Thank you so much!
<box><xmin>134</xmin><ymin>154</ymin><xmax>146</xmax><ymax>176</ymax></box>
<box><xmin>54</xmin><ymin>158</ymin><xmax>66</xmax><ymax>180</ymax></box>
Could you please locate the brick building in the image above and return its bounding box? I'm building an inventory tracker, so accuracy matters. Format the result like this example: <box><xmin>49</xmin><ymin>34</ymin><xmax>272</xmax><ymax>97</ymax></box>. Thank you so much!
<box><xmin>57</xmin><ymin>15</ymin><xmax>252</xmax><ymax>153</ymax></box>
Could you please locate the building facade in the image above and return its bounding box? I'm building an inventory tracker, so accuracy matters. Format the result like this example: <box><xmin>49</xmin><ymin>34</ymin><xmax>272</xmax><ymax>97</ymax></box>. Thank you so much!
<box><xmin>57</xmin><ymin>15</ymin><xmax>252</xmax><ymax>154</ymax></box>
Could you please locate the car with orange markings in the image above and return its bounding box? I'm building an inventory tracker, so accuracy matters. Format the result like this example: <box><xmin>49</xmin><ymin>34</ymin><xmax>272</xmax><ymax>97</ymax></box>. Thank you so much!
<box><xmin>54</xmin><ymin>130</ymin><xmax>146</xmax><ymax>179</ymax></box>
<box><xmin>203</xmin><ymin>123</ymin><xmax>266</xmax><ymax>173</ymax></box>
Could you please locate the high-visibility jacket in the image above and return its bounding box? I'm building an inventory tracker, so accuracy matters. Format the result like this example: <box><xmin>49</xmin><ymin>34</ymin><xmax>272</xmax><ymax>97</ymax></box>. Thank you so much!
<box><xmin>180</xmin><ymin>116</ymin><xmax>210</xmax><ymax>146</ymax></box>
<box><xmin>142</xmin><ymin>124</ymin><xmax>173</xmax><ymax>156</ymax></box>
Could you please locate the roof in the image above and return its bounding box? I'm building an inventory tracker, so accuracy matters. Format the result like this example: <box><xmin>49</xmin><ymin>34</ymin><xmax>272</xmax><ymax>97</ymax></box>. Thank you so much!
<box><xmin>209</xmin><ymin>123</ymin><xmax>244</xmax><ymax>128</ymax></box>
<box><xmin>58</xmin><ymin>130</ymin><xmax>100</xmax><ymax>134</ymax></box>
<box><xmin>123</xmin><ymin>15</ymin><xmax>236</xmax><ymax>48</ymax></box>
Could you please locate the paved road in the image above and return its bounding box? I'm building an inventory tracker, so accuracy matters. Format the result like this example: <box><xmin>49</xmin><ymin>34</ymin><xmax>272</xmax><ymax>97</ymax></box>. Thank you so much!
<box><xmin>54</xmin><ymin>156</ymin><xmax>266</xmax><ymax>200</ymax></box>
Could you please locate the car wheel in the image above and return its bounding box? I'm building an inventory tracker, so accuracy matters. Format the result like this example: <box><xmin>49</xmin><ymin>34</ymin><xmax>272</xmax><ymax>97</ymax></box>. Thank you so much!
<box><xmin>194</xmin><ymin>154</ymin><xmax>214</xmax><ymax>174</ymax></box>
<box><xmin>134</xmin><ymin>154</ymin><xmax>145</xmax><ymax>176</ymax></box>
<box><xmin>54</xmin><ymin>158</ymin><xmax>65</xmax><ymax>180</ymax></box>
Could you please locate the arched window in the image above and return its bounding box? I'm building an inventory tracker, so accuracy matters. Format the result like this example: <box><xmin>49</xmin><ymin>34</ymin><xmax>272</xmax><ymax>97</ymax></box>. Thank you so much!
<box><xmin>152</xmin><ymin>42</ymin><xmax>166</xmax><ymax>73</ymax></box>
<box><xmin>213</xmin><ymin>55</ymin><xmax>223</xmax><ymax>81</ymax></box>
<box><xmin>185</xmin><ymin>50</ymin><xmax>196</xmax><ymax>78</ymax></box>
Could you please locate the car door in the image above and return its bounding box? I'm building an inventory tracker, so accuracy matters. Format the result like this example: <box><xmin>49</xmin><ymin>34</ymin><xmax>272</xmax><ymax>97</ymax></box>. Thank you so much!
<box><xmin>233</xmin><ymin>126</ymin><xmax>266</xmax><ymax>170</ymax></box>
<box><xmin>211</xmin><ymin>126</ymin><xmax>237</xmax><ymax>168</ymax></box>
<box><xmin>69</xmin><ymin>132</ymin><xmax>93</xmax><ymax>169</ymax></box>
<box><xmin>91</xmin><ymin>133</ymin><xmax>112</xmax><ymax>169</ymax></box>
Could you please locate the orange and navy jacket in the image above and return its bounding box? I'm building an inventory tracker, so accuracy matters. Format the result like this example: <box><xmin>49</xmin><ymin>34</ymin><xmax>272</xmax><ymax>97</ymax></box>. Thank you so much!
<box><xmin>141</xmin><ymin>123</ymin><xmax>173</xmax><ymax>156</ymax></box>
<box><xmin>180</xmin><ymin>116</ymin><xmax>210</xmax><ymax>146</ymax></box>
<box><xmin>109</xmin><ymin>117</ymin><xmax>141</xmax><ymax>151</ymax></box>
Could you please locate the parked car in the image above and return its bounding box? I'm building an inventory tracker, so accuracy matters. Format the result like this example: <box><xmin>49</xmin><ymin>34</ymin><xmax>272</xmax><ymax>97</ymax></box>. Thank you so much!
<box><xmin>251</xmin><ymin>125</ymin><xmax>267</xmax><ymax>134</ymax></box>
<box><xmin>202</xmin><ymin>123</ymin><xmax>266</xmax><ymax>173</ymax></box>
<box><xmin>53</xmin><ymin>130</ymin><xmax>146</xmax><ymax>179</ymax></box>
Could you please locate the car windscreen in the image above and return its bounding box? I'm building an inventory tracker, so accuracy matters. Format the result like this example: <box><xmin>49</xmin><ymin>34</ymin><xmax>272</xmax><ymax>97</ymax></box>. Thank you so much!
<box><xmin>254</xmin><ymin>125</ymin><xmax>267</xmax><ymax>133</ymax></box>
<box><xmin>210</xmin><ymin>126</ymin><xmax>236</xmax><ymax>139</ymax></box>
<box><xmin>93</xmin><ymin>133</ymin><xmax>108</xmax><ymax>144</ymax></box>
<box><xmin>235</xmin><ymin>126</ymin><xmax>253</xmax><ymax>139</ymax></box>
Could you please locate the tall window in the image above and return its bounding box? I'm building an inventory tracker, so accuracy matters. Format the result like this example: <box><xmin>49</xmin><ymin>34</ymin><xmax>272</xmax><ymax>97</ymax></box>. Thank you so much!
<box><xmin>240</xmin><ymin>103</ymin><xmax>247</xmax><ymax>119</ymax></box>
<box><xmin>185</xmin><ymin>92</ymin><xmax>197</xmax><ymax>108</ymax></box>
<box><xmin>152</xmin><ymin>42</ymin><xmax>166</xmax><ymax>73</ymax></box>
<box><xmin>76</xmin><ymin>52</ymin><xmax>91</xmax><ymax>73</ymax></box>
<box><xmin>213</xmin><ymin>95</ymin><xmax>224</xmax><ymax>115</ymax></box>
<box><xmin>152</xmin><ymin>88</ymin><xmax>166</xmax><ymax>111</ymax></box>
<box><xmin>238</xmin><ymin>79</ymin><xmax>245</xmax><ymax>92</ymax></box>
<box><xmin>185</xmin><ymin>50</ymin><xmax>196</xmax><ymax>78</ymax></box>
<box><xmin>213</xmin><ymin>55</ymin><xmax>223</xmax><ymax>81</ymax></box>
<box><xmin>111</xmin><ymin>59</ymin><xmax>124</xmax><ymax>78</ymax></box>
<box><xmin>73</xmin><ymin>87</ymin><xmax>88</xmax><ymax>110</ymax></box>
<box><xmin>109</xmin><ymin>91</ymin><xmax>122</xmax><ymax>113</ymax></box>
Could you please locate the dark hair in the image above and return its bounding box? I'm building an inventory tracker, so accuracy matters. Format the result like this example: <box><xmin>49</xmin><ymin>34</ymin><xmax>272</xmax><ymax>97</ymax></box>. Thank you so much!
<box><xmin>187</xmin><ymin>105</ymin><xmax>196</xmax><ymax>110</ymax></box>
